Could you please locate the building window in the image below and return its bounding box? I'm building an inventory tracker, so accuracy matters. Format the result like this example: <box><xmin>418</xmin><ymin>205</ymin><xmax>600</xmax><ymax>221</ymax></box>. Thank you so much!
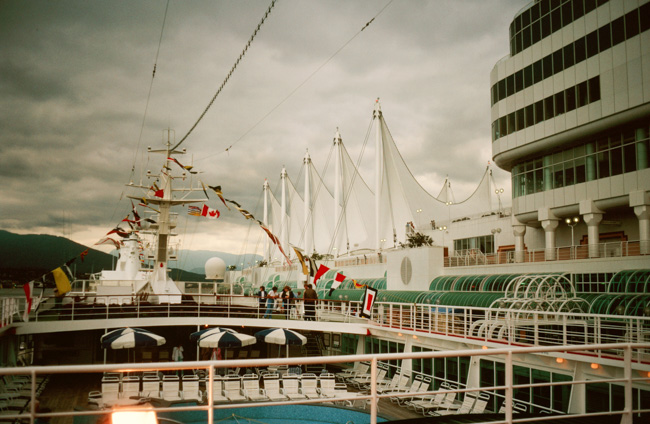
<box><xmin>512</xmin><ymin>124</ymin><xmax>650</xmax><ymax>198</ymax></box>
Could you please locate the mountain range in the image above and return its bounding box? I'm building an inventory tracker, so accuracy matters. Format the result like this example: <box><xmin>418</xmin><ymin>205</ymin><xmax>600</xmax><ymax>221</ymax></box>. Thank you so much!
<box><xmin>0</xmin><ymin>230</ymin><xmax>261</xmax><ymax>284</ymax></box>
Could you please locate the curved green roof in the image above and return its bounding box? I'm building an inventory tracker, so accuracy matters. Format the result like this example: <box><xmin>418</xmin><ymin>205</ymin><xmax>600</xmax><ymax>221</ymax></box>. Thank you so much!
<box><xmin>608</xmin><ymin>270</ymin><xmax>650</xmax><ymax>293</ymax></box>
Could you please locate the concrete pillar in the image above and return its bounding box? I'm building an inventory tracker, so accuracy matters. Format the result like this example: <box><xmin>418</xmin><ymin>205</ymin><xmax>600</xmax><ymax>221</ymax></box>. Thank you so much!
<box><xmin>543</xmin><ymin>155</ymin><xmax>553</xmax><ymax>191</ymax></box>
<box><xmin>636</xmin><ymin>128</ymin><xmax>648</xmax><ymax>170</ymax></box>
<box><xmin>580</xmin><ymin>200</ymin><xmax>604</xmax><ymax>258</ymax></box>
<box><xmin>586</xmin><ymin>142</ymin><xmax>596</xmax><ymax>181</ymax></box>
<box><xmin>539</xmin><ymin>208</ymin><xmax>559</xmax><ymax>261</ymax></box>
<box><xmin>512</xmin><ymin>216</ymin><xmax>527</xmax><ymax>263</ymax></box>
<box><xmin>630</xmin><ymin>190</ymin><xmax>650</xmax><ymax>254</ymax></box>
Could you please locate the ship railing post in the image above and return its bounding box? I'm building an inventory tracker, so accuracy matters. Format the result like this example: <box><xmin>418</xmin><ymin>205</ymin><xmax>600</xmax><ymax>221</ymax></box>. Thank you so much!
<box><xmin>622</xmin><ymin>345</ymin><xmax>632</xmax><ymax>424</ymax></box>
<box><xmin>29</xmin><ymin>368</ymin><xmax>36</xmax><ymax>424</ymax></box>
<box><xmin>70</xmin><ymin>300</ymin><xmax>75</xmax><ymax>321</ymax></box>
<box><xmin>136</xmin><ymin>296</ymin><xmax>140</xmax><ymax>318</ymax></box>
<box><xmin>167</xmin><ymin>301</ymin><xmax>171</xmax><ymax>318</ymax></box>
<box><xmin>505</xmin><ymin>350</ymin><xmax>513</xmax><ymax>424</ymax></box>
<box><xmin>370</xmin><ymin>357</ymin><xmax>378</xmax><ymax>424</ymax></box>
<box><xmin>208</xmin><ymin>364</ymin><xmax>214</xmax><ymax>424</ymax></box>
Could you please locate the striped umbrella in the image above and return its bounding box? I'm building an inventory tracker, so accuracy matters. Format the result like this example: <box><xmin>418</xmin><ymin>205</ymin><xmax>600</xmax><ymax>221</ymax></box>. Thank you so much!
<box><xmin>101</xmin><ymin>327</ymin><xmax>166</xmax><ymax>349</ymax></box>
<box><xmin>189</xmin><ymin>327</ymin><xmax>236</xmax><ymax>342</ymax></box>
<box><xmin>254</xmin><ymin>328</ymin><xmax>307</xmax><ymax>346</ymax></box>
<box><xmin>197</xmin><ymin>331</ymin><xmax>256</xmax><ymax>348</ymax></box>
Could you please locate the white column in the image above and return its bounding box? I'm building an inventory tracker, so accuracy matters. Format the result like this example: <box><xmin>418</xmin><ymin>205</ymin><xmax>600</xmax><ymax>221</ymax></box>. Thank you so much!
<box><xmin>580</xmin><ymin>200</ymin><xmax>603</xmax><ymax>258</ymax></box>
<box><xmin>512</xmin><ymin>216</ymin><xmax>527</xmax><ymax>263</ymax></box>
<box><xmin>304</xmin><ymin>151</ymin><xmax>312</xmax><ymax>255</ymax></box>
<box><xmin>539</xmin><ymin>208</ymin><xmax>559</xmax><ymax>261</ymax></box>
<box><xmin>630</xmin><ymin>190</ymin><xmax>650</xmax><ymax>255</ymax></box>
<box><xmin>374</xmin><ymin>100</ymin><xmax>382</xmax><ymax>251</ymax></box>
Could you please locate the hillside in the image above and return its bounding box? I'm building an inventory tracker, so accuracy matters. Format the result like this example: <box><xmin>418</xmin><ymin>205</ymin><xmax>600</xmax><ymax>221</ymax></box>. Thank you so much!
<box><xmin>0</xmin><ymin>230</ymin><xmax>257</xmax><ymax>284</ymax></box>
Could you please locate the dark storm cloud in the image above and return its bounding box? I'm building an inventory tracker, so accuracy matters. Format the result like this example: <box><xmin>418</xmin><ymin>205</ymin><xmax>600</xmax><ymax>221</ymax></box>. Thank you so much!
<box><xmin>0</xmin><ymin>0</ymin><xmax>523</xmax><ymax>251</ymax></box>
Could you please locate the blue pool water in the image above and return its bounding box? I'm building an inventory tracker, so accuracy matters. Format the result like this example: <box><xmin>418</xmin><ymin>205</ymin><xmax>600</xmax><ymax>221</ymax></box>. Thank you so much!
<box><xmin>159</xmin><ymin>404</ymin><xmax>388</xmax><ymax>424</ymax></box>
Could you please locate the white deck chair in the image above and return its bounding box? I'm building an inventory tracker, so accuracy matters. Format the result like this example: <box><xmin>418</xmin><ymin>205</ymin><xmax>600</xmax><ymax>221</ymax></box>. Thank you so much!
<box><xmin>388</xmin><ymin>375</ymin><xmax>422</xmax><ymax>404</ymax></box>
<box><xmin>161</xmin><ymin>375</ymin><xmax>182</xmax><ymax>402</ymax></box>
<box><xmin>223</xmin><ymin>375</ymin><xmax>245</xmax><ymax>402</ymax></box>
<box><xmin>471</xmin><ymin>392</ymin><xmax>490</xmax><ymax>413</ymax></box>
<box><xmin>242</xmin><ymin>375</ymin><xmax>267</xmax><ymax>401</ymax></box>
<box><xmin>299</xmin><ymin>374</ymin><xmax>320</xmax><ymax>399</ymax></box>
<box><xmin>350</xmin><ymin>366</ymin><xmax>387</xmax><ymax>390</ymax></box>
<box><xmin>399</xmin><ymin>376</ymin><xmax>431</xmax><ymax>405</ymax></box>
<box><xmin>210</xmin><ymin>376</ymin><xmax>228</xmax><ymax>402</ymax></box>
<box><xmin>262</xmin><ymin>374</ymin><xmax>287</xmax><ymax>401</ymax></box>
<box><xmin>434</xmin><ymin>391</ymin><xmax>477</xmax><ymax>416</ymax></box>
<box><xmin>407</xmin><ymin>382</ymin><xmax>452</xmax><ymax>414</ymax></box>
<box><xmin>336</xmin><ymin>362</ymin><xmax>368</xmax><ymax>382</ymax></box>
<box><xmin>342</xmin><ymin>363</ymin><xmax>370</xmax><ymax>384</ymax></box>
<box><xmin>281</xmin><ymin>374</ymin><xmax>307</xmax><ymax>400</ymax></box>
<box><xmin>181</xmin><ymin>375</ymin><xmax>202</xmax><ymax>402</ymax></box>
<box><xmin>499</xmin><ymin>401</ymin><xmax>527</xmax><ymax>414</ymax></box>
<box><xmin>141</xmin><ymin>375</ymin><xmax>160</xmax><ymax>398</ymax></box>
<box><xmin>120</xmin><ymin>375</ymin><xmax>140</xmax><ymax>400</ymax></box>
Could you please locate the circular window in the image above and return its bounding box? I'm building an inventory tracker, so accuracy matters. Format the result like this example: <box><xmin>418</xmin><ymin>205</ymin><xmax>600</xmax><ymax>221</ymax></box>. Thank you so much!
<box><xmin>400</xmin><ymin>257</ymin><xmax>412</xmax><ymax>285</ymax></box>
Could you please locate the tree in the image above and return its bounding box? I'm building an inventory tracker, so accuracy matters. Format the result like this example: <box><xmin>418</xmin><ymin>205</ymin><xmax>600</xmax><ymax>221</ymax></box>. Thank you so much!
<box><xmin>227</xmin><ymin>265</ymin><xmax>237</xmax><ymax>271</ymax></box>
<box><xmin>400</xmin><ymin>232</ymin><xmax>433</xmax><ymax>248</ymax></box>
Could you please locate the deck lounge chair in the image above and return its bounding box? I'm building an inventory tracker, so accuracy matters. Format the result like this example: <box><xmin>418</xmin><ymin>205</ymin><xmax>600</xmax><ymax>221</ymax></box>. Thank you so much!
<box><xmin>349</xmin><ymin>365</ymin><xmax>387</xmax><ymax>389</ymax></box>
<box><xmin>471</xmin><ymin>392</ymin><xmax>490</xmax><ymax>413</ymax></box>
<box><xmin>387</xmin><ymin>375</ymin><xmax>423</xmax><ymax>404</ymax></box>
<box><xmin>433</xmin><ymin>391</ymin><xmax>477</xmax><ymax>416</ymax></box>
<box><xmin>223</xmin><ymin>375</ymin><xmax>245</xmax><ymax>402</ymax></box>
<box><xmin>120</xmin><ymin>375</ymin><xmax>141</xmax><ymax>400</ymax></box>
<box><xmin>407</xmin><ymin>382</ymin><xmax>453</xmax><ymax>414</ymax></box>
<box><xmin>499</xmin><ymin>401</ymin><xmax>527</xmax><ymax>414</ymax></box>
<box><xmin>210</xmin><ymin>376</ymin><xmax>228</xmax><ymax>402</ymax></box>
<box><xmin>281</xmin><ymin>374</ymin><xmax>307</xmax><ymax>400</ymax></box>
<box><xmin>242</xmin><ymin>375</ymin><xmax>267</xmax><ymax>401</ymax></box>
<box><xmin>298</xmin><ymin>373</ymin><xmax>320</xmax><ymax>399</ymax></box>
<box><xmin>161</xmin><ymin>375</ymin><xmax>182</xmax><ymax>402</ymax></box>
<box><xmin>335</xmin><ymin>362</ymin><xmax>367</xmax><ymax>382</ymax></box>
<box><xmin>181</xmin><ymin>375</ymin><xmax>202</xmax><ymax>402</ymax></box>
<box><xmin>141</xmin><ymin>375</ymin><xmax>160</xmax><ymax>398</ymax></box>
<box><xmin>262</xmin><ymin>374</ymin><xmax>287</xmax><ymax>401</ymax></box>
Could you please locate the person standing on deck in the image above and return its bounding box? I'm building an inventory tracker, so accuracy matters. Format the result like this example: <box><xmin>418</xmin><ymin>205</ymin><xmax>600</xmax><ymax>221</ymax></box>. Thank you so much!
<box><xmin>281</xmin><ymin>285</ymin><xmax>295</xmax><ymax>319</ymax></box>
<box><xmin>264</xmin><ymin>286</ymin><xmax>278</xmax><ymax>319</ymax></box>
<box><xmin>256</xmin><ymin>286</ymin><xmax>266</xmax><ymax>318</ymax></box>
<box><xmin>303</xmin><ymin>284</ymin><xmax>318</xmax><ymax>321</ymax></box>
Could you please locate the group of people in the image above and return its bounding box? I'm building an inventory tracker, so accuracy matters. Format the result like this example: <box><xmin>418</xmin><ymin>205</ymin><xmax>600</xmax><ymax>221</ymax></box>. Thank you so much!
<box><xmin>257</xmin><ymin>283</ymin><xmax>318</xmax><ymax>321</ymax></box>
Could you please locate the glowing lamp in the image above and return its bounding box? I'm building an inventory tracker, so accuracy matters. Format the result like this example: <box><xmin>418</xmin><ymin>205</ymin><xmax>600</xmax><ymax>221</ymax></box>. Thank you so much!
<box><xmin>112</xmin><ymin>410</ymin><xmax>157</xmax><ymax>424</ymax></box>
<box><xmin>590</xmin><ymin>363</ymin><xmax>599</xmax><ymax>370</ymax></box>
<box><xmin>556</xmin><ymin>358</ymin><xmax>564</xmax><ymax>364</ymax></box>
<box><xmin>481</xmin><ymin>346</ymin><xmax>488</xmax><ymax>350</ymax></box>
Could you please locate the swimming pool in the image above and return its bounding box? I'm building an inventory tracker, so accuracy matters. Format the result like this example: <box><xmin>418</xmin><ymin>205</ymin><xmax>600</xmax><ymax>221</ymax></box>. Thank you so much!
<box><xmin>158</xmin><ymin>404</ymin><xmax>389</xmax><ymax>424</ymax></box>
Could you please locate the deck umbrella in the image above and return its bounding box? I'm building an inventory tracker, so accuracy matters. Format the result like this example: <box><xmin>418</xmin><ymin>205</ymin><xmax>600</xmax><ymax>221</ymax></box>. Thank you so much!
<box><xmin>101</xmin><ymin>327</ymin><xmax>166</xmax><ymax>363</ymax></box>
<box><xmin>254</xmin><ymin>328</ymin><xmax>306</xmax><ymax>358</ymax></box>
<box><xmin>189</xmin><ymin>327</ymin><xmax>235</xmax><ymax>342</ymax></box>
<box><xmin>197</xmin><ymin>331</ymin><xmax>256</xmax><ymax>348</ymax></box>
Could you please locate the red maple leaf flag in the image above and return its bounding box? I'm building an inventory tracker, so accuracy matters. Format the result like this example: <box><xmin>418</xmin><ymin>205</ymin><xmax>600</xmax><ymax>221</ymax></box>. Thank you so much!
<box><xmin>201</xmin><ymin>204</ymin><xmax>220</xmax><ymax>219</ymax></box>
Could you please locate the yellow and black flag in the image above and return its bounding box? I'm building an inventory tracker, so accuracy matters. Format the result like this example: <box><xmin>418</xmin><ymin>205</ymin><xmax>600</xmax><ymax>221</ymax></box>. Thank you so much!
<box><xmin>52</xmin><ymin>267</ymin><xmax>71</xmax><ymax>296</ymax></box>
<box><xmin>292</xmin><ymin>246</ymin><xmax>309</xmax><ymax>276</ymax></box>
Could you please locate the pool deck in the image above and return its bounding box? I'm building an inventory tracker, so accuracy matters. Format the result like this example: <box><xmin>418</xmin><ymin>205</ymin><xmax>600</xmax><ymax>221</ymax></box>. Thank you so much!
<box><xmin>34</xmin><ymin>373</ymin><xmax>422</xmax><ymax>424</ymax></box>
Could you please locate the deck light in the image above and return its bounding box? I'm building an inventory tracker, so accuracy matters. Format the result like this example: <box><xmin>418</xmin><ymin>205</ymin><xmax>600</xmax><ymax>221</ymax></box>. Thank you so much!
<box><xmin>412</xmin><ymin>335</ymin><xmax>418</xmax><ymax>339</ymax></box>
<box><xmin>481</xmin><ymin>346</ymin><xmax>488</xmax><ymax>350</ymax></box>
<box><xmin>556</xmin><ymin>358</ymin><xmax>564</xmax><ymax>364</ymax></box>
<box><xmin>397</xmin><ymin>333</ymin><xmax>403</xmax><ymax>337</ymax></box>
<box><xmin>590</xmin><ymin>363</ymin><xmax>599</xmax><ymax>369</ymax></box>
<box><xmin>112</xmin><ymin>409</ymin><xmax>157</xmax><ymax>424</ymax></box>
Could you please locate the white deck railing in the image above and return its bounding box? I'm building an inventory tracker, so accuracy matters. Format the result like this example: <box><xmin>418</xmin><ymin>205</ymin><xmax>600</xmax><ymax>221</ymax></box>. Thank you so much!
<box><xmin>0</xmin><ymin>343</ymin><xmax>648</xmax><ymax>424</ymax></box>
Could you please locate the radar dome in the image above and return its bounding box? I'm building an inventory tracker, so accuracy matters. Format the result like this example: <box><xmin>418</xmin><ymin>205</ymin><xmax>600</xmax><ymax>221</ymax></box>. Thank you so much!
<box><xmin>205</xmin><ymin>257</ymin><xmax>226</xmax><ymax>280</ymax></box>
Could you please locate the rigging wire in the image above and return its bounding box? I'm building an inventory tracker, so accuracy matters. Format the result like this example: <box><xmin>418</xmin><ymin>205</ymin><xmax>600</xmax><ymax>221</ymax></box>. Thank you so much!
<box><xmin>197</xmin><ymin>0</ymin><xmax>394</xmax><ymax>162</ymax></box>
<box><xmin>171</xmin><ymin>0</ymin><xmax>278</xmax><ymax>152</ymax></box>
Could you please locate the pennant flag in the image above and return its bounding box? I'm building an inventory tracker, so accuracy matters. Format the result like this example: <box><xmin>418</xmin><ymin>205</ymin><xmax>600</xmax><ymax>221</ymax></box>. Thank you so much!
<box><xmin>80</xmin><ymin>249</ymin><xmax>89</xmax><ymax>262</ymax></box>
<box><xmin>307</xmin><ymin>256</ymin><xmax>317</xmax><ymax>277</ymax></box>
<box><xmin>312</xmin><ymin>264</ymin><xmax>330</xmax><ymax>287</ymax></box>
<box><xmin>52</xmin><ymin>267</ymin><xmax>71</xmax><ymax>296</ymax></box>
<box><xmin>258</xmin><ymin>222</ymin><xmax>291</xmax><ymax>265</ymax></box>
<box><xmin>106</xmin><ymin>226</ymin><xmax>129</xmax><ymax>238</ymax></box>
<box><xmin>188</xmin><ymin>204</ymin><xmax>220</xmax><ymax>219</ymax></box>
<box><xmin>65</xmin><ymin>256</ymin><xmax>76</xmax><ymax>267</ymax></box>
<box><xmin>154</xmin><ymin>189</ymin><xmax>164</xmax><ymax>198</ymax></box>
<box><xmin>329</xmin><ymin>272</ymin><xmax>346</xmax><ymax>296</ymax></box>
<box><xmin>95</xmin><ymin>237</ymin><xmax>121</xmax><ymax>249</ymax></box>
<box><xmin>292</xmin><ymin>247</ymin><xmax>309</xmax><ymax>275</ymax></box>
<box><xmin>360</xmin><ymin>286</ymin><xmax>378</xmax><ymax>318</ymax></box>
<box><xmin>23</xmin><ymin>281</ymin><xmax>33</xmax><ymax>322</ymax></box>
<box><xmin>131</xmin><ymin>201</ymin><xmax>141</xmax><ymax>226</ymax></box>
<box><xmin>167</xmin><ymin>157</ymin><xmax>196</xmax><ymax>174</ymax></box>
<box><xmin>200</xmin><ymin>181</ymin><xmax>209</xmax><ymax>199</ymax></box>
<box><xmin>209</xmin><ymin>186</ymin><xmax>230</xmax><ymax>209</ymax></box>
<box><xmin>354</xmin><ymin>279</ymin><xmax>365</xmax><ymax>289</ymax></box>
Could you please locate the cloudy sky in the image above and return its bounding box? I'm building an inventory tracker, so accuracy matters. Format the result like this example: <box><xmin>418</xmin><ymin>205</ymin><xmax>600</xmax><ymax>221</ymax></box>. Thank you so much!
<box><xmin>1</xmin><ymin>0</ymin><xmax>522</xmax><ymax>258</ymax></box>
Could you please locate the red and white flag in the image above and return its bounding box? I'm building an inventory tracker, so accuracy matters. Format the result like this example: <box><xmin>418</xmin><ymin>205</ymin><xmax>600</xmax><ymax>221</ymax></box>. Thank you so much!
<box><xmin>189</xmin><ymin>204</ymin><xmax>220</xmax><ymax>219</ymax></box>
<box><xmin>329</xmin><ymin>272</ymin><xmax>346</xmax><ymax>296</ymax></box>
<box><xmin>23</xmin><ymin>282</ymin><xmax>33</xmax><ymax>322</ymax></box>
<box><xmin>312</xmin><ymin>264</ymin><xmax>330</xmax><ymax>286</ymax></box>
<box><xmin>360</xmin><ymin>286</ymin><xmax>378</xmax><ymax>319</ymax></box>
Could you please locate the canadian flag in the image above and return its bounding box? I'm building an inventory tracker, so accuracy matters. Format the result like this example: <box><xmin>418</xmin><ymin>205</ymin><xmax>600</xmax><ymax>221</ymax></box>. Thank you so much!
<box><xmin>201</xmin><ymin>204</ymin><xmax>220</xmax><ymax>219</ymax></box>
